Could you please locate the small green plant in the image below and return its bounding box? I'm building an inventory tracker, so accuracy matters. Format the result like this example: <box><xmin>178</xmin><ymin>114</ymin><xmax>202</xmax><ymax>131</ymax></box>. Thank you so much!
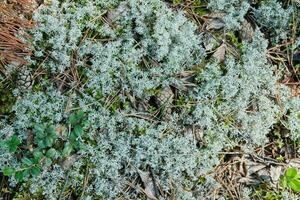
<box><xmin>1</xmin><ymin>110</ymin><xmax>88</xmax><ymax>182</ymax></box>
<box><xmin>281</xmin><ymin>167</ymin><xmax>300</xmax><ymax>192</ymax></box>
<box><xmin>63</xmin><ymin>110</ymin><xmax>88</xmax><ymax>156</ymax></box>
<box><xmin>252</xmin><ymin>183</ymin><xmax>283</xmax><ymax>200</ymax></box>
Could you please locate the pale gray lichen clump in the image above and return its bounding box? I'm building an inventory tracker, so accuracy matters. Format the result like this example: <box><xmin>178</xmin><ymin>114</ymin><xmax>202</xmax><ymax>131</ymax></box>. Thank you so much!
<box><xmin>0</xmin><ymin>0</ymin><xmax>299</xmax><ymax>199</ymax></box>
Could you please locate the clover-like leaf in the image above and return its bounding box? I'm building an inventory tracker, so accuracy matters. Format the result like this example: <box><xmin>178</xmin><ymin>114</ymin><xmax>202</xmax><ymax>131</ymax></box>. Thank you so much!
<box><xmin>31</xmin><ymin>166</ymin><xmax>41</xmax><ymax>176</ymax></box>
<box><xmin>5</xmin><ymin>135</ymin><xmax>21</xmax><ymax>153</ymax></box>
<box><xmin>3</xmin><ymin>166</ymin><xmax>15</xmax><ymax>176</ymax></box>
<box><xmin>22</xmin><ymin>157</ymin><xmax>33</xmax><ymax>166</ymax></box>
<box><xmin>46</xmin><ymin>148</ymin><xmax>57</xmax><ymax>158</ymax></box>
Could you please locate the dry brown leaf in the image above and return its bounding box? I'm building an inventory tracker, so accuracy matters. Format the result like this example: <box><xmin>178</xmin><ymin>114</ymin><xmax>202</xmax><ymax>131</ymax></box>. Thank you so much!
<box><xmin>213</xmin><ymin>43</ymin><xmax>227</xmax><ymax>62</ymax></box>
<box><xmin>270</xmin><ymin>166</ymin><xmax>282</xmax><ymax>185</ymax></box>
<box><xmin>203</xmin><ymin>34</ymin><xmax>219</xmax><ymax>51</ymax></box>
<box><xmin>240</xmin><ymin>20</ymin><xmax>254</xmax><ymax>41</ymax></box>
<box><xmin>203</xmin><ymin>11</ymin><xmax>227</xmax><ymax>19</ymax></box>
<box><xmin>206</xmin><ymin>18</ymin><xmax>225</xmax><ymax>30</ymax></box>
<box><xmin>157</xmin><ymin>87</ymin><xmax>174</xmax><ymax>121</ymax></box>
<box><xmin>246</xmin><ymin>162</ymin><xmax>266</xmax><ymax>175</ymax></box>
<box><xmin>138</xmin><ymin>169</ymin><xmax>158</xmax><ymax>200</ymax></box>
<box><xmin>55</xmin><ymin>124</ymin><xmax>67</xmax><ymax>137</ymax></box>
<box><xmin>61</xmin><ymin>154</ymin><xmax>81</xmax><ymax>170</ymax></box>
<box><xmin>203</xmin><ymin>12</ymin><xmax>226</xmax><ymax>31</ymax></box>
<box><xmin>106</xmin><ymin>2</ymin><xmax>128</xmax><ymax>24</ymax></box>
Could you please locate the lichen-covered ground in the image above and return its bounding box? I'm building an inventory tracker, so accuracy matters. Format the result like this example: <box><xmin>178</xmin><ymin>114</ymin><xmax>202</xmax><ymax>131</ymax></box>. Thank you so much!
<box><xmin>0</xmin><ymin>0</ymin><xmax>300</xmax><ymax>199</ymax></box>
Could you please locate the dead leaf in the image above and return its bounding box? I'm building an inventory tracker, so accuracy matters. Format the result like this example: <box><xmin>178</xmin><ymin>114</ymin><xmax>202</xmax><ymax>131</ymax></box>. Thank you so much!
<box><xmin>61</xmin><ymin>154</ymin><xmax>81</xmax><ymax>170</ymax></box>
<box><xmin>203</xmin><ymin>34</ymin><xmax>219</xmax><ymax>51</ymax></box>
<box><xmin>157</xmin><ymin>87</ymin><xmax>174</xmax><ymax>121</ymax></box>
<box><xmin>240</xmin><ymin>20</ymin><xmax>254</xmax><ymax>41</ymax></box>
<box><xmin>213</xmin><ymin>43</ymin><xmax>227</xmax><ymax>62</ymax></box>
<box><xmin>106</xmin><ymin>2</ymin><xmax>128</xmax><ymax>23</ymax></box>
<box><xmin>55</xmin><ymin>124</ymin><xmax>67</xmax><ymax>137</ymax></box>
<box><xmin>138</xmin><ymin>169</ymin><xmax>158</xmax><ymax>200</ymax></box>
<box><xmin>206</xmin><ymin>18</ymin><xmax>225</xmax><ymax>30</ymax></box>
<box><xmin>270</xmin><ymin>166</ymin><xmax>282</xmax><ymax>185</ymax></box>
<box><xmin>203</xmin><ymin>11</ymin><xmax>226</xmax><ymax>31</ymax></box>
<box><xmin>203</xmin><ymin>11</ymin><xmax>227</xmax><ymax>20</ymax></box>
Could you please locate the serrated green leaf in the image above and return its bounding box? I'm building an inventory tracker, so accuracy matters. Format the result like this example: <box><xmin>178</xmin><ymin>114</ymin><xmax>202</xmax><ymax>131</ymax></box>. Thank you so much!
<box><xmin>23</xmin><ymin>168</ymin><xmax>30</xmax><ymax>177</ymax></box>
<box><xmin>22</xmin><ymin>157</ymin><xmax>33</xmax><ymax>166</ymax></box>
<box><xmin>69</xmin><ymin>132</ymin><xmax>77</xmax><ymax>141</ymax></box>
<box><xmin>15</xmin><ymin>171</ymin><xmax>24</xmax><ymax>182</ymax></box>
<box><xmin>6</xmin><ymin>135</ymin><xmax>21</xmax><ymax>153</ymax></box>
<box><xmin>69</xmin><ymin>111</ymin><xmax>85</xmax><ymax>125</ymax></box>
<box><xmin>34</xmin><ymin>124</ymin><xmax>45</xmax><ymax>136</ymax></box>
<box><xmin>62</xmin><ymin>143</ymin><xmax>73</xmax><ymax>157</ymax></box>
<box><xmin>44</xmin><ymin>137</ymin><xmax>54</xmax><ymax>147</ymax></box>
<box><xmin>37</xmin><ymin>140</ymin><xmax>46</xmax><ymax>149</ymax></box>
<box><xmin>0</xmin><ymin>140</ymin><xmax>6</xmax><ymax>148</ymax></box>
<box><xmin>73</xmin><ymin>125</ymin><xmax>83</xmax><ymax>137</ymax></box>
<box><xmin>31</xmin><ymin>166</ymin><xmax>41</xmax><ymax>176</ymax></box>
<box><xmin>46</xmin><ymin>148</ymin><xmax>57</xmax><ymax>158</ymax></box>
<box><xmin>33</xmin><ymin>151</ymin><xmax>43</xmax><ymax>160</ymax></box>
<box><xmin>76</xmin><ymin>111</ymin><xmax>85</xmax><ymax>120</ymax></box>
<box><xmin>3</xmin><ymin>166</ymin><xmax>15</xmax><ymax>176</ymax></box>
<box><xmin>45</xmin><ymin>158</ymin><xmax>52</xmax><ymax>166</ymax></box>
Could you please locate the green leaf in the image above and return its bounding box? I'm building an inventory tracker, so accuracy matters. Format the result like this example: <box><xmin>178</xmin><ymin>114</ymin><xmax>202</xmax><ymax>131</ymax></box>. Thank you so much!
<box><xmin>62</xmin><ymin>143</ymin><xmax>73</xmax><ymax>157</ymax></box>
<box><xmin>69</xmin><ymin>132</ymin><xmax>77</xmax><ymax>141</ymax></box>
<box><xmin>15</xmin><ymin>171</ymin><xmax>24</xmax><ymax>182</ymax></box>
<box><xmin>44</xmin><ymin>137</ymin><xmax>53</xmax><ymax>147</ymax></box>
<box><xmin>45</xmin><ymin>158</ymin><xmax>53</xmax><ymax>166</ymax></box>
<box><xmin>3</xmin><ymin>166</ymin><xmax>15</xmax><ymax>176</ymax></box>
<box><xmin>31</xmin><ymin>166</ymin><xmax>41</xmax><ymax>176</ymax></box>
<box><xmin>285</xmin><ymin>168</ymin><xmax>297</xmax><ymax>179</ymax></box>
<box><xmin>68</xmin><ymin>114</ymin><xmax>77</xmax><ymax>125</ymax></box>
<box><xmin>36</xmin><ymin>141</ymin><xmax>44</xmax><ymax>148</ymax></box>
<box><xmin>5</xmin><ymin>135</ymin><xmax>21</xmax><ymax>153</ymax></box>
<box><xmin>22</xmin><ymin>157</ymin><xmax>33</xmax><ymax>166</ymax></box>
<box><xmin>73</xmin><ymin>125</ymin><xmax>83</xmax><ymax>137</ymax></box>
<box><xmin>33</xmin><ymin>151</ymin><xmax>43</xmax><ymax>160</ymax></box>
<box><xmin>289</xmin><ymin>179</ymin><xmax>300</xmax><ymax>192</ymax></box>
<box><xmin>78</xmin><ymin>143</ymin><xmax>87</xmax><ymax>151</ymax></box>
<box><xmin>34</xmin><ymin>124</ymin><xmax>45</xmax><ymax>136</ymax></box>
<box><xmin>68</xmin><ymin>111</ymin><xmax>85</xmax><ymax>125</ymax></box>
<box><xmin>46</xmin><ymin>148</ymin><xmax>57</xmax><ymax>158</ymax></box>
<box><xmin>0</xmin><ymin>140</ymin><xmax>6</xmax><ymax>148</ymax></box>
<box><xmin>22</xmin><ymin>168</ymin><xmax>30</xmax><ymax>177</ymax></box>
